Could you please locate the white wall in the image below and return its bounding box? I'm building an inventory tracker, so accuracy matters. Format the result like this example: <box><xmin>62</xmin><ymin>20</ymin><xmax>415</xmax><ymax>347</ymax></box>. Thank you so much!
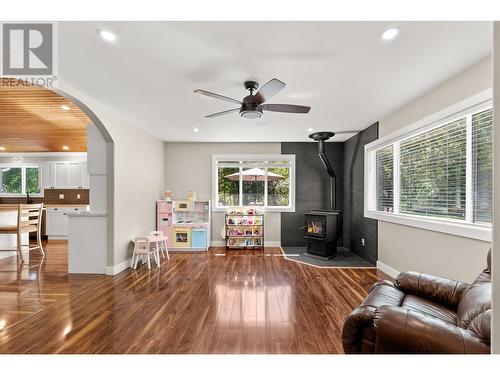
<box><xmin>492</xmin><ymin>21</ymin><xmax>499</xmax><ymax>355</ymax></box>
<box><xmin>58</xmin><ymin>82</ymin><xmax>165</xmax><ymax>270</ymax></box>
<box><xmin>164</xmin><ymin>142</ymin><xmax>281</xmax><ymax>245</ymax></box>
<box><xmin>378</xmin><ymin>56</ymin><xmax>492</xmax><ymax>283</ymax></box>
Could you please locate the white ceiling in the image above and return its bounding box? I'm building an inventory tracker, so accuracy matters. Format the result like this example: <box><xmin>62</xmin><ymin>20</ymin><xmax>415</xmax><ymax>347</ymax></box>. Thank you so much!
<box><xmin>58</xmin><ymin>21</ymin><xmax>492</xmax><ymax>142</ymax></box>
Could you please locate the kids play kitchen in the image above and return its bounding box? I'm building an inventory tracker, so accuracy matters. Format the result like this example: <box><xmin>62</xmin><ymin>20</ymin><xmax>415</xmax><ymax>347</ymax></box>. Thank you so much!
<box><xmin>157</xmin><ymin>199</ymin><xmax>211</xmax><ymax>251</ymax></box>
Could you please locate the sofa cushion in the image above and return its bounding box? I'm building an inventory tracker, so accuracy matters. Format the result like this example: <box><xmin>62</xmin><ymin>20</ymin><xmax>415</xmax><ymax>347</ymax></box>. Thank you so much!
<box><xmin>363</xmin><ymin>282</ymin><xmax>406</xmax><ymax>308</ymax></box>
<box><xmin>402</xmin><ymin>295</ymin><xmax>457</xmax><ymax>325</ymax></box>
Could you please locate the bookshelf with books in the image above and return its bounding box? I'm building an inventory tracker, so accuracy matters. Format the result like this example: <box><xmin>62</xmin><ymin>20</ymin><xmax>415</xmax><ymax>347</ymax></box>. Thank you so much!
<box><xmin>225</xmin><ymin>208</ymin><xmax>264</xmax><ymax>249</ymax></box>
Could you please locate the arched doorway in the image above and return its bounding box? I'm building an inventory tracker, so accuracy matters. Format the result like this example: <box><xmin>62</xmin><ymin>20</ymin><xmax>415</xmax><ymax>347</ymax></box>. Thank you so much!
<box><xmin>0</xmin><ymin>82</ymin><xmax>114</xmax><ymax>273</ymax></box>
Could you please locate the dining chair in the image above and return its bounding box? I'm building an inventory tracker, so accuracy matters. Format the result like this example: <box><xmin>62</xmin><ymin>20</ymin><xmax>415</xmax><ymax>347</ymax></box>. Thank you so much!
<box><xmin>131</xmin><ymin>236</ymin><xmax>159</xmax><ymax>269</ymax></box>
<box><xmin>150</xmin><ymin>230</ymin><xmax>170</xmax><ymax>260</ymax></box>
<box><xmin>0</xmin><ymin>203</ymin><xmax>45</xmax><ymax>262</ymax></box>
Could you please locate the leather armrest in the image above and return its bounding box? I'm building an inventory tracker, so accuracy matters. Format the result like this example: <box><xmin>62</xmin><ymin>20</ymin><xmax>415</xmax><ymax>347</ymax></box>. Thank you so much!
<box><xmin>373</xmin><ymin>306</ymin><xmax>490</xmax><ymax>354</ymax></box>
<box><xmin>395</xmin><ymin>271</ymin><xmax>469</xmax><ymax>308</ymax></box>
<box><xmin>342</xmin><ymin>305</ymin><xmax>376</xmax><ymax>353</ymax></box>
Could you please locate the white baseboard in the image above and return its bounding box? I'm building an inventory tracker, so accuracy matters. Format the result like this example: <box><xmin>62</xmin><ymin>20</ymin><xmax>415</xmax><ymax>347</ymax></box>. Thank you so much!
<box><xmin>377</xmin><ymin>261</ymin><xmax>400</xmax><ymax>279</ymax></box>
<box><xmin>48</xmin><ymin>235</ymin><xmax>68</xmax><ymax>240</ymax></box>
<box><xmin>211</xmin><ymin>240</ymin><xmax>281</xmax><ymax>248</ymax></box>
<box><xmin>105</xmin><ymin>258</ymin><xmax>131</xmax><ymax>275</ymax></box>
<box><xmin>265</xmin><ymin>241</ymin><xmax>281</xmax><ymax>247</ymax></box>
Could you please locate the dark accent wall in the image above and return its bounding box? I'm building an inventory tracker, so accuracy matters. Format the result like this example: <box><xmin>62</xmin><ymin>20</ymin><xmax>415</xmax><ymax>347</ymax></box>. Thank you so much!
<box><xmin>343</xmin><ymin>123</ymin><xmax>379</xmax><ymax>264</ymax></box>
<box><xmin>281</xmin><ymin>142</ymin><xmax>344</xmax><ymax>247</ymax></box>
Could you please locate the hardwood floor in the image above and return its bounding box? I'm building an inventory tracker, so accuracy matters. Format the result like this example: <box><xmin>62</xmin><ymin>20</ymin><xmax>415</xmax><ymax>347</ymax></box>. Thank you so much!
<box><xmin>0</xmin><ymin>241</ymin><xmax>386</xmax><ymax>354</ymax></box>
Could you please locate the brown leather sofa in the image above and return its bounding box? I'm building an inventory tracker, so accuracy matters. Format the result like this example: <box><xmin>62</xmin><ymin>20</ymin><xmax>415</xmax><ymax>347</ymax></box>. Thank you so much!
<box><xmin>342</xmin><ymin>250</ymin><xmax>491</xmax><ymax>354</ymax></box>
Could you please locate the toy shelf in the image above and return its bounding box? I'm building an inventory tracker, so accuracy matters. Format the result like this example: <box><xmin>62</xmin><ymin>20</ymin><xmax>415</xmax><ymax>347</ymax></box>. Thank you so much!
<box><xmin>225</xmin><ymin>210</ymin><xmax>264</xmax><ymax>250</ymax></box>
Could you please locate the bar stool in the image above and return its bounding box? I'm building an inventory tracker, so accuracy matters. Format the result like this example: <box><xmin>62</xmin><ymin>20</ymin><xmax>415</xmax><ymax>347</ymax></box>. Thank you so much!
<box><xmin>150</xmin><ymin>230</ymin><xmax>170</xmax><ymax>260</ymax></box>
<box><xmin>0</xmin><ymin>204</ymin><xmax>44</xmax><ymax>262</ymax></box>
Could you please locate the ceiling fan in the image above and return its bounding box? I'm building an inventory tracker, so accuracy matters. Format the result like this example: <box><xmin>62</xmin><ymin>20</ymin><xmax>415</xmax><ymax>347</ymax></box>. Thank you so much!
<box><xmin>194</xmin><ymin>78</ymin><xmax>311</xmax><ymax>119</ymax></box>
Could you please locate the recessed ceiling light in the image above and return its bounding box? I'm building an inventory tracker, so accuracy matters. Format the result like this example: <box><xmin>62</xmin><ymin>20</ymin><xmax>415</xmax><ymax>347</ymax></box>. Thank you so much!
<box><xmin>0</xmin><ymin>146</ymin><xmax>5</xmax><ymax>151</ymax></box>
<box><xmin>61</xmin><ymin>105</ymin><xmax>70</xmax><ymax>111</ymax></box>
<box><xmin>99</xmin><ymin>29</ymin><xmax>117</xmax><ymax>42</ymax></box>
<box><xmin>62</xmin><ymin>145</ymin><xmax>70</xmax><ymax>151</ymax></box>
<box><xmin>193</xmin><ymin>128</ymin><xmax>200</xmax><ymax>132</ymax></box>
<box><xmin>381</xmin><ymin>28</ymin><xmax>399</xmax><ymax>41</ymax></box>
<box><xmin>308</xmin><ymin>128</ymin><xmax>314</xmax><ymax>132</ymax></box>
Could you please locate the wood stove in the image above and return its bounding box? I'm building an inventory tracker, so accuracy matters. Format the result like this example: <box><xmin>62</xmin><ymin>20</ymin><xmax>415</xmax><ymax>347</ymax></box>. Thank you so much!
<box><xmin>304</xmin><ymin>210</ymin><xmax>342</xmax><ymax>258</ymax></box>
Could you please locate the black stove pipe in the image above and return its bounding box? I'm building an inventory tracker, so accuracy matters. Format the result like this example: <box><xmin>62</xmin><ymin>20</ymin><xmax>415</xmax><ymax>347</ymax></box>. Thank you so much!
<box><xmin>309</xmin><ymin>131</ymin><xmax>337</xmax><ymax>210</ymax></box>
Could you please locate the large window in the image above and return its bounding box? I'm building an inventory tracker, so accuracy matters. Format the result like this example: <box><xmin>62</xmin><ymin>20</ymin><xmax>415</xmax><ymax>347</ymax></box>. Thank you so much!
<box><xmin>213</xmin><ymin>155</ymin><xmax>295</xmax><ymax>212</ymax></box>
<box><xmin>0</xmin><ymin>165</ymin><xmax>41</xmax><ymax>195</ymax></box>
<box><xmin>399</xmin><ymin>118</ymin><xmax>467</xmax><ymax>220</ymax></box>
<box><xmin>365</xmin><ymin>93</ymin><xmax>492</xmax><ymax>241</ymax></box>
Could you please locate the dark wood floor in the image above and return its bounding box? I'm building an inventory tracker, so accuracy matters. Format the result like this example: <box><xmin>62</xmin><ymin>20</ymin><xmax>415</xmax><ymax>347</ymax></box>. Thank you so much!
<box><xmin>0</xmin><ymin>241</ymin><xmax>386</xmax><ymax>354</ymax></box>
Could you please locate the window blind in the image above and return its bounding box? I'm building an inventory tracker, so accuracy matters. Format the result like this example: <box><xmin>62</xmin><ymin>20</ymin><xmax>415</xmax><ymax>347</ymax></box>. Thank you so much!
<box><xmin>399</xmin><ymin>118</ymin><xmax>467</xmax><ymax>220</ymax></box>
<box><xmin>472</xmin><ymin>108</ymin><xmax>493</xmax><ymax>224</ymax></box>
<box><xmin>376</xmin><ymin>145</ymin><xmax>394</xmax><ymax>212</ymax></box>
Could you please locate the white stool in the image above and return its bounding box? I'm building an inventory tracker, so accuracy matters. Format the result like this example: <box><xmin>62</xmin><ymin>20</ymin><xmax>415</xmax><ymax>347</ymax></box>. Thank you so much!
<box><xmin>131</xmin><ymin>237</ymin><xmax>160</xmax><ymax>269</ymax></box>
<box><xmin>150</xmin><ymin>230</ymin><xmax>170</xmax><ymax>260</ymax></box>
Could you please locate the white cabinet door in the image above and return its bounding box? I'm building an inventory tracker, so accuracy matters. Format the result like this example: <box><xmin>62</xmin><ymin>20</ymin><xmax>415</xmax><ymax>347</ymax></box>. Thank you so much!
<box><xmin>81</xmin><ymin>161</ymin><xmax>89</xmax><ymax>188</ymax></box>
<box><xmin>46</xmin><ymin>208</ymin><xmax>69</xmax><ymax>236</ymax></box>
<box><xmin>41</xmin><ymin>162</ymin><xmax>55</xmax><ymax>188</ymax></box>
<box><xmin>54</xmin><ymin>163</ymin><xmax>69</xmax><ymax>188</ymax></box>
<box><xmin>68</xmin><ymin>162</ymin><xmax>83</xmax><ymax>188</ymax></box>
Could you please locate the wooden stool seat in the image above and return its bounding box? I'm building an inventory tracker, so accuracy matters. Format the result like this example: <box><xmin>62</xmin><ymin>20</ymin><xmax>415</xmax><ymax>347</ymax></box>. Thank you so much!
<box><xmin>0</xmin><ymin>204</ymin><xmax>45</xmax><ymax>262</ymax></box>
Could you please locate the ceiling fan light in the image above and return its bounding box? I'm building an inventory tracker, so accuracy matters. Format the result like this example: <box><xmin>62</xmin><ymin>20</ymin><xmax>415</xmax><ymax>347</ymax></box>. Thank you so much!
<box><xmin>240</xmin><ymin>110</ymin><xmax>262</xmax><ymax>119</ymax></box>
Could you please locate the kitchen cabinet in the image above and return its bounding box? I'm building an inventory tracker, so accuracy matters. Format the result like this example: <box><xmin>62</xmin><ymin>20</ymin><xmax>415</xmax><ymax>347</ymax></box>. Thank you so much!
<box><xmin>46</xmin><ymin>206</ymin><xmax>88</xmax><ymax>239</ymax></box>
<box><xmin>41</xmin><ymin>161</ymin><xmax>89</xmax><ymax>189</ymax></box>
<box><xmin>68</xmin><ymin>162</ymin><xmax>83</xmax><ymax>187</ymax></box>
<box><xmin>41</xmin><ymin>162</ymin><xmax>55</xmax><ymax>188</ymax></box>
<box><xmin>54</xmin><ymin>163</ymin><xmax>70</xmax><ymax>188</ymax></box>
<box><xmin>46</xmin><ymin>208</ymin><xmax>68</xmax><ymax>238</ymax></box>
<box><xmin>81</xmin><ymin>161</ymin><xmax>89</xmax><ymax>188</ymax></box>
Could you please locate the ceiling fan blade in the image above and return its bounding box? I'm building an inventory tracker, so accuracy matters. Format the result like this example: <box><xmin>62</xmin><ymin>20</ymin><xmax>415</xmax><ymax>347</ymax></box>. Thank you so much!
<box><xmin>194</xmin><ymin>89</ymin><xmax>242</xmax><ymax>105</ymax></box>
<box><xmin>204</xmin><ymin>108</ymin><xmax>240</xmax><ymax>118</ymax></box>
<box><xmin>262</xmin><ymin>104</ymin><xmax>311</xmax><ymax>113</ymax></box>
<box><xmin>333</xmin><ymin>130</ymin><xmax>362</xmax><ymax>134</ymax></box>
<box><xmin>253</xmin><ymin>78</ymin><xmax>286</xmax><ymax>104</ymax></box>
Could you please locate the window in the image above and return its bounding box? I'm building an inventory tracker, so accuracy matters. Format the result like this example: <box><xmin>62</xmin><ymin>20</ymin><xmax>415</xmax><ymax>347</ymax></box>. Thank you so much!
<box><xmin>375</xmin><ymin>145</ymin><xmax>394</xmax><ymax>212</ymax></box>
<box><xmin>213</xmin><ymin>155</ymin><xmax>295</xmax><ymax>212</ymax></box>
<box><xmin>399</xmin><ymin>118</ymin><xmax>466</xmax><ymax>220</ymax></box>
<box><xmin>0</xmin><ymin>165</ymin><xmax>40</xmax><ymax>195</ymax></box>
<box><xmin>472</xmin><ymin>109</ymin><xmax>493</xmax><ymax>224</ymax></box>
<box><xmin>365</xmin><ymin>91</ymin><xmax>492</xmax><ymax>241</ymax></box>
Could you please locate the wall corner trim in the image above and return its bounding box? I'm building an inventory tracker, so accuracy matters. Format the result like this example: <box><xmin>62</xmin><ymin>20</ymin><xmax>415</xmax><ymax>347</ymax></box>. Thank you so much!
<box><xmin>105</xmin><ymin>258</ymin><xmax>131</xmax><ymax>275</ymax></box>
<box><xmin>376</xmin><ymin>260</ymin><xmax>400</xmax><ymax>279</ymax></box>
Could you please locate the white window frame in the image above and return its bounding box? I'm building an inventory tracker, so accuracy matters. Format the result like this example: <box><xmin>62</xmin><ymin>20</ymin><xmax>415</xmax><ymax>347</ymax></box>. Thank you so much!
<box><xmin>0</xmin><ymin>163</ymin><xmax>42</xmax><ymax>197</ymax></box>
<box><xmin>364</xmin><ymin>89</ymin><xmax>492</xmax><ymax>242</ymax></box>
<box><xmin>212</xmin><ymin>154</ymin><xmax>296</xmax><ymax>212</ymax></box>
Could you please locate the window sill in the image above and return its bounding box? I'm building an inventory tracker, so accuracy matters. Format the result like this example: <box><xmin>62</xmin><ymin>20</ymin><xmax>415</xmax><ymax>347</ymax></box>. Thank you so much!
<box><xmin>365</xmin><ymin>210</ymin><xmax>491</xmax><ymax>242</ymax></box>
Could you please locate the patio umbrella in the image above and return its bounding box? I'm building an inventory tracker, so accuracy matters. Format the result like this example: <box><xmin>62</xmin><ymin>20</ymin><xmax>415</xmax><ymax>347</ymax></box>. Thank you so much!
<box><xmin>224</xmin><ymin>167</ymin><xmax>284</xmax><ymax>205</ymax></box>
<box><xmin>224</xmin><ymin>167</ymin><xmax>285</xmax><ymax>182</ymax></box>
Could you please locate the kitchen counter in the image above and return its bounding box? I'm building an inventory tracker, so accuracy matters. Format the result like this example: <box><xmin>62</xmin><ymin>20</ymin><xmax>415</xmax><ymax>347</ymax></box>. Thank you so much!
<box><xmin>65</xmin><ymin>211</ymin><xmax>106</xmax><ymax>217</ymax></box>
<box><xmin>0</xmin><ymin>204</ymin><xmax>20</xmax><ymax>212</ymax></box>
<box><xmin>45</xmin><ymin>204</ymin><xmax>89</xmax><ymax>208</ymax></box>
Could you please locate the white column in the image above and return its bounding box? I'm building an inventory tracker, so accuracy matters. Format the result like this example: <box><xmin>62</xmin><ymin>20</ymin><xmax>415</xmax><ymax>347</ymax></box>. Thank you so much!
<box><xmin>492</xmin><ymin>21</ymin><xmax>500</xmax><ymax>354</ymax></box>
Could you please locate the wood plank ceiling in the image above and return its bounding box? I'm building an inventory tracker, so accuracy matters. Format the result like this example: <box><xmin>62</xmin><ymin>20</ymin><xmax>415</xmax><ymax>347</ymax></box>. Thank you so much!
<box><xmin>0</xmin><ymin>82</ymin><xmax>90</xmax><ymax>152</ymax></box>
